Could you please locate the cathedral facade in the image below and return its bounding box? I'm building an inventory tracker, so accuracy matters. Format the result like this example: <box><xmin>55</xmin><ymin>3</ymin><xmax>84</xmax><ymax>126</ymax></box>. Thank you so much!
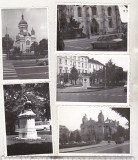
<box><xmin>63</xmin><ymin>5</ymin><xmax>122</xmax><ymax>36</ymax></box>
<box><xmin>16</xmin><ymin>14</ymin><xmax>36</xmax><ymax>54</ymax></box>
<box><xmin>80</xmin><ymin>111</ymin><xmax>119</xmax><ymax>142</ymax></box>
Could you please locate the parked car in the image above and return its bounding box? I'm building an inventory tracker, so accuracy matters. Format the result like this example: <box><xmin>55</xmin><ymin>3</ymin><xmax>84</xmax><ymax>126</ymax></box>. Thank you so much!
<box><xmin>124</xmin><ymin>82</ymin><xmax>127</xmax><ymax>92</ymax></box>
<box><xmin>115</xmin><ymin>137</ymin><xmax>124</xmax><ymax>144</ymax></box>
<box><xmin>91</xmin><ymin>34</ymin><xmax>125</xmax><ymax>50</ymax></box>
<box><xmin>36</xmin><ymin>55</ymin><xmax>48</xmax><ymax>65</ymax></box>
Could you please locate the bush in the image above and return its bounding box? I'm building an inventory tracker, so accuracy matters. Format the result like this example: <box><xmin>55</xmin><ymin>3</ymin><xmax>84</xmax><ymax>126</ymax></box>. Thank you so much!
<box><xmin>7</xmin><ymin>142</ymin><xmax>53</xmax><ymax>156</ymax></box>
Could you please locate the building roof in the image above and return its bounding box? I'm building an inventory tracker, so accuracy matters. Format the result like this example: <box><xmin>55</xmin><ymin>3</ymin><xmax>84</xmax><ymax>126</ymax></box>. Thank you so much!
<box><xmin>89</xmin><ymin>58</ymin><xmax>104</xmax><ymax>66</ymax></box>
<box><xmin>19</xmin><ymin>14</ymin><xmax>28</xmax><ymax>25</ymax></box>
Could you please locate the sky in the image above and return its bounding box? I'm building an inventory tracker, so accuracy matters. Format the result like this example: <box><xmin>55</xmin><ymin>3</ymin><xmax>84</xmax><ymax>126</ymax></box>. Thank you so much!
<box><xmin>88</xmin><ymin>55</ymin><xmax>128</xmax><ymax>71</ymax></box>
<box><xmin>119</xmin><ymin>5</ymin><xmax>128</xmax><ymax>23</ymax></box>
<box><xmin>59</xmin><ymin>106</ymin><xmax>129</xmax><ymax>131</ymax></box>
<box><xmin>2</xmin><ymin>8</ymin><xmax>48</xmax><ymax>42</ymax></box>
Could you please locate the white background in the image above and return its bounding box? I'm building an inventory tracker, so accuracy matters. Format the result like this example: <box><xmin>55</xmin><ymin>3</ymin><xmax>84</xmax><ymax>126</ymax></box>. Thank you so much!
<box><xmin>0</xmin><ymin>0</ymin><xmax>138</xmax><ymax>159</ymax></box>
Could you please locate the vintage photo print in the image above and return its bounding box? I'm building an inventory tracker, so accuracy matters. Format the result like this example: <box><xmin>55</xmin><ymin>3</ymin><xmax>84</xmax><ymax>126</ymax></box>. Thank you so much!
<box><xmin>4</xmin><ymin>83</ymin><xmax>53</xmax><ymax>156</ymax></box>
<box><xmin>57</xmin><ymin>5</ymin><xmax>128</xmax><ymax>52</ymax></box>
<box><xmin>56</xmin><ymin>54</ymin><xmax>129</xmax><ymax>103</ymax></box>
<box><xmin>2</xmin><ymin>8</ymin><xmax>49</xmax><ymax>80</ymax></box>
<box><xmin>59</xmin><ymin>106</ymin><xmax>130</xmax><ymax>155</ymax></box>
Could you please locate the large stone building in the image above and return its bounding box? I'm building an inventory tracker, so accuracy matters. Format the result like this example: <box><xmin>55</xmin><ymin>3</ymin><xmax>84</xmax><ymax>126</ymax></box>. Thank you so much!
<box><xmin>59</xmin><ymin>5</ymin><xmax>122</xmax><ymax>36</ymax></box>
<box><xmin>80</xmin><ymin>112</ymin><xmax>119</xmax><ymax>142</ymax></box>
<box><xmin>16</xmin><ymin>14</ymin><xmax>36</xmax><ymax>54</ymax></box>
<box><xmin>57</xmin><ymin>56</ymin><xmax>104</xmax><ymax>75</ymax></box>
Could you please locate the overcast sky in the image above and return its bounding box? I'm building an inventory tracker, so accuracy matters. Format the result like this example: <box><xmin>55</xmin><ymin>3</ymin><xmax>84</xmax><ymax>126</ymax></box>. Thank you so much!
<box><xmin>119</xmin><ymin>5</ymin><xmax>128</xmax><ymax>23</ymax></box>
<box><xmin>88</xmin><ymin>55</ymin><xmax>128</xmax><ymax>71</ymax></box>
<box><xmin>2</xmin><ymin>8</ymin><xmax>48</xmax><ymax>42</ymax></box>
<box><xmin>59</xmin><ymin>106</ymin><xmax>129</xmax><ymax>131</ymax></box>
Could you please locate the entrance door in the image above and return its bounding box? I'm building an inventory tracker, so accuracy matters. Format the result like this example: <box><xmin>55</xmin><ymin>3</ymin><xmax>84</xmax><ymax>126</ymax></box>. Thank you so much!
<box><xmin>91</xmin><ymin>18</ymin><xmax>99</xmax><ymax>35</ymax></box>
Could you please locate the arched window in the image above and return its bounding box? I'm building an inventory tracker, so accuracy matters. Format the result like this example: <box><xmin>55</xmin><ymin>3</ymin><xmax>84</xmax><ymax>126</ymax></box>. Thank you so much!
<box><xmin>78</xmin><ymin>7</ymin><xmax>82</xmax><ymax>17</ymax></box>
<box><xmin>26</xmin><ymin>40</ymin><xmax>30</xmax><ymax>45</ymax></box>
<box><xmin>92</xmin><ymin>6</ymin><xmax>97</xmax><ymax>15</ymax></box>
<box><xmin>108</xmin><ymin>7</ymin><xmax>112</xmax><ymax>16</ymax></box>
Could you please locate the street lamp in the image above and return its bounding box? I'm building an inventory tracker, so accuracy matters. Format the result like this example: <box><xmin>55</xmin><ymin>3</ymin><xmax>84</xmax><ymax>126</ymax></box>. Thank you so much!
<box><xmin>104</xmin><ymin>66</ymin><xmax>107</xmax><ymax>89</ymax></box>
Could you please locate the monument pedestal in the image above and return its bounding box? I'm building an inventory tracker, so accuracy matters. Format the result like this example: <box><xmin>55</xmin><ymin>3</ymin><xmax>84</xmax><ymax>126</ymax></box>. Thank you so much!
<box><xmin>82</xmin><ymin>76</ymin><xmax>90</xmax><ymax>89</ymax></box>
<box><xmin>17</xmin><ymin>101</ymin><xmax>41</xmax><ymax>140</ymax></box>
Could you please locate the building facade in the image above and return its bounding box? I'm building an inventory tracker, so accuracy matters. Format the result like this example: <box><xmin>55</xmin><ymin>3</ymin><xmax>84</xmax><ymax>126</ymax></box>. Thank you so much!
<box><xmin>59</xmin><ymin>5</ymin><xmax>122</xmax><ymax>36</ymax></box>
<box><xmin>16</xmin><ymin>14</ymin><xmax>36</xmax><ymax>54</ymax></box>
<box><xmin>57</xmin><ymin>56</ymin><xmax>104</xmax><ymax>75</ymax></box>
<box><xmin>80</xmin><ymin>112</ymin><xmax>119</xmax><ymax>142</ymax></box>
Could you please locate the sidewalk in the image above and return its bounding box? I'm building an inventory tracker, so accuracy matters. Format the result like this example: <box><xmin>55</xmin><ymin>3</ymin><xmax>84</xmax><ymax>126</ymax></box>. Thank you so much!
<box><xmin>60</xmin><ymin>141</ymin><xmax>112</xmax><ymax>153</ymax></box>
<box><xmin>57</xmin><ymin>86</ymin><xmax>104</xmax><ymax>93</ymax></box>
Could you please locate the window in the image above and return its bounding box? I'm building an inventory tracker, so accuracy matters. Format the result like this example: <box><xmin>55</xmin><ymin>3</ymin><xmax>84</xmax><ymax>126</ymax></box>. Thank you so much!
<box><xmin>60</xmin><ymin>69</ymin><xmax>62</xmax><ymax>73</ymax></box>
<box><xmin>26</xmin><ymin>40</ymin><xmax>30</xmax><ymax>45</ymax></box>
<box><xmin>59</xmin><ymin>58</ymin><xmax>62</xmax><ymax>64</ymax></box>
<box><xmin>78</xmin><ymin>62</ymin><xmax>80</xmax><ymax>67</ymax></box>
<box><xmin>109</xmin><ymin>19</ymin><xmax>113</xmax><ymax>28</ymax></box>
<box><xmin>85</xmin><ymin>64</ymin><xmax>87</xmax><ymax>68</ymax></box>
<box><xmin>65</xmin><ymin>59</ymin><xmax>67</xmax><ymax>65</ymax></box>
<box><xmin>92</xmin><ymin>6</ymin><xmax>97</xmax><ymax>15</ymax></box>
<box><xmin>82</xmin><ymin>63</ymin><xmax>84</xmax><ymax>68</ymax></box>
<box><xmin>78</xmin><ymin>7</ymin><xmax>82</xmax><ymax>17</ymax></box>
<box><xmin>108</xmin><ymin>7</ymin><xmax>112</xmax><ymax>16</ymax></box>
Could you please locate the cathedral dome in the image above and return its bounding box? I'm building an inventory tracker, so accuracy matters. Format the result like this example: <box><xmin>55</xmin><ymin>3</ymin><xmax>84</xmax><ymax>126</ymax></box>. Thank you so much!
<box><xmin>19</xmin><ymin>14</ymin><xmax>28</xmax><ymax>25</ymax></box>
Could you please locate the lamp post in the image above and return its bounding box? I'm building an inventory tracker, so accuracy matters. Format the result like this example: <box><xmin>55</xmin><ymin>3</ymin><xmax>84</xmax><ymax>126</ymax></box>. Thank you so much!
<box><xmin>104</xmin><ymin>66</ymin><xmax>107</xmax><ymax>89</ymax></box>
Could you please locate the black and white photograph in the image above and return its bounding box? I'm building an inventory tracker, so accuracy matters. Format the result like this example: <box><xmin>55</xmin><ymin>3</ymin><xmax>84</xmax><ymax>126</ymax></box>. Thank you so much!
<box><xmin>59</xmin><ymin>106</ymin><xmax>130</xmax><ymax>154</ymax></box>
<box><xmin>4</xmin><ymin>83</ymin><xmax>52</xmax><ymax>156</ymax></box>
<box><xmin>2</xmin><ymin>8</ymin><xmax>49</xmax><ymax>80</ymax></box>
<box><xmin>57</xmin><ymin>55</ymin><xmax>128</xmax><ymax>103</ymax></box>
<box><xmin>57</xmin><ymin>5</ymin><xmax>128</xmax><ymax>51</ymax></box>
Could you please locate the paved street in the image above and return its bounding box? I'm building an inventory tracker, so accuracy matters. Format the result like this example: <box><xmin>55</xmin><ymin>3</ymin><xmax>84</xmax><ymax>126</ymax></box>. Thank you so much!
<box><xmin>3</xmin><ymin>58</ymin><xmax>49</xmax><ymax>80</ymax></box>
<box><xmin>70</xmin><ymin>141</ymin><xmax>130</xmax><ymax>153</ymax></box>
<box><xmin>57</xmin><ymin>86</ymin><xmax>127</xmax><ymax>103</ymax></box>
<box><xmin>64</xmin><ymin>38</ymin><xmax>127</xmax><ymax>51</ymax></box>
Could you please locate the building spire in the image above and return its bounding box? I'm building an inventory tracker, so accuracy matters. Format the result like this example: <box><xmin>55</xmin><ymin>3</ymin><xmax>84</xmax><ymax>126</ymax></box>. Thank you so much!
<box><xmin>6</xmin><ymin>27</ymin><xmax>7</xmax><ymax>34</ymax></box>
<box><xmin>21</xmin><ymin>12</ymin><xmax>24</xmax><ymax>20</ymax></box>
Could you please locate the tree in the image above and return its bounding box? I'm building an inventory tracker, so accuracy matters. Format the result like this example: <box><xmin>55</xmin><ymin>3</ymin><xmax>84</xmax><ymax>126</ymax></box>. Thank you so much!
<box><xmin>38</xmin><ymin>39</ymin><xmax>48</xmax><ymax>54</ymax></box>
<box><xmin>69</xmin><ymin>66</ymin><xmax>79</xmax><ymax>85</ymax></box>
<box><xmin>2</xmin><ymin>36</ymin><xmax>14</xmax><ymax>53</ymax></box>
<box><xmin>69</xmin><ymin>132</ymin><xmax>75</xmax><ymax>142</ymax></box>
<box><xmin>112</xmin><ymin>108</ymin><xmax>130</xmax><ymax>124</ymax></box>
<box><xmin>75</xmin><ymin>130</ymin><xmax>81</xmax><ymax>142</ymax></box>
<box><xmin>4</xmin><ymin>83</ymin><xmax>50</xmax><ymax>134</ymax></box>
<box><xmin>13</xmin><ymin>47</ymin><xmax>20</xmax><ymax>56</ymax></box>
<box><xmin>30</xmin><ymin>41</ymin><xmax>39</xmax><ymax>55</ymax></box>
<box><xmin>63</xmin><ymin>73</ymin><xmax>69</xmax><ymax>83</ymax></box>
<box><xmin>57</xmin><ymin>5</ymin><xmax>85</xmax><ymax>39</ymax></box>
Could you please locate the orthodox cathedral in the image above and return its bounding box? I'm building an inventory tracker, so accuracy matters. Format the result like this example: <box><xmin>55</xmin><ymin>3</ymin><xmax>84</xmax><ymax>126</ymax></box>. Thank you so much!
<box><xmin>16</xmin><ymin>14</ymin><xmax>36</xmax><ymax>54</ymax></box>
<box><xmin>80</xmin><ymin>111</ymin><xmax>119</xmax><ymax>142</ymax></box>
<box><xmin>59</xmin><ymin>5</ymin><xmax>122</xmax><ymax>36</ymax></box>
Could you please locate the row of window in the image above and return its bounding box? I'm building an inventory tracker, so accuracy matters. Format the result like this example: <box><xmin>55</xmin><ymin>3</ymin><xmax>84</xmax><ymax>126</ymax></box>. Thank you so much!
<box><xmin>59</xmin><ymin>59</ymin><xmax>102</xmax><ymax>70</ymax></box>
<box><xmin>77</xmin><ymin>6</ymin><xmax>112</xmax><ymax>17</ymax></box>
